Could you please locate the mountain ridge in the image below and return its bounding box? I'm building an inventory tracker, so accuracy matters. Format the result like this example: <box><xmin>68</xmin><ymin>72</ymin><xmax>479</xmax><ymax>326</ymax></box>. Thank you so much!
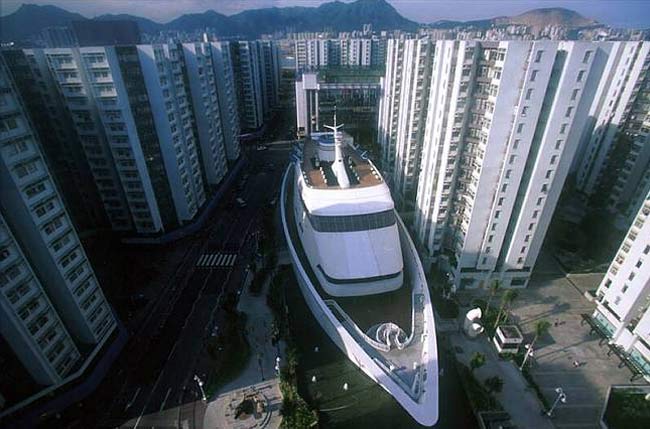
<box><xmin>1</xmin><ymin>2</ymin><xmax>600</xmax><ymax>43</ymax></box>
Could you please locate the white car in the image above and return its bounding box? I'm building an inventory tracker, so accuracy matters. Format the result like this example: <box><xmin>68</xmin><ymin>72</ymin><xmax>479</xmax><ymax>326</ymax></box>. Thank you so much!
<box><xmin>256</xmin><ymin>145</ymin><xmax>268</xmax><ymax>151</ymax></box>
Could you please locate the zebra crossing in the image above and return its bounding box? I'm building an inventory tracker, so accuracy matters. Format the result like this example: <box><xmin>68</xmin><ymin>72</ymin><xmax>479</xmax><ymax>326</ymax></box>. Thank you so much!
<box><xmin>196</xmin><ymin>253</ymin><xmax>237</xmax><ymax>268</ymax></box>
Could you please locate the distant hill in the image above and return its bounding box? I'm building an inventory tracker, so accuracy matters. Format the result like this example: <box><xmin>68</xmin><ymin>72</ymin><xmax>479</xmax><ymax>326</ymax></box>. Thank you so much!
<box><xmin>0</xmin><ymin>4</ymin><xmax>86</xmax><ymax>42</ymax></box>
<box><xmin>0</xmin><ymin>0</ymin><xmax>417</xmax><ymax>42</ymax></box>
<box><xmin>429</xmin><ymin>7</ymin><xmax>598</xmax><ymax>30</ymax></box>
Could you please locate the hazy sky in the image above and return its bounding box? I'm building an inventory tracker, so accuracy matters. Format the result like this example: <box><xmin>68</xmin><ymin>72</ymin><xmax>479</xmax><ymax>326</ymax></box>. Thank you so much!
<box><xmin>2</xmin><ymin>0</ymin><xmax>649</xmax><ymax>28</ymax></box>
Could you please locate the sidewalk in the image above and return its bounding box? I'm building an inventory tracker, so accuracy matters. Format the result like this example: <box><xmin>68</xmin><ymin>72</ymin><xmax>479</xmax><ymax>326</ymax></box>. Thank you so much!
<box><xmin>450</xmin><ymin>332</ymin><xmax>555</xmax><ymax>429</ymax></box>
<box><xmin>203</xmin><ymin>269</ymin><xmax>285</xmax><ymax>429</ymax></box>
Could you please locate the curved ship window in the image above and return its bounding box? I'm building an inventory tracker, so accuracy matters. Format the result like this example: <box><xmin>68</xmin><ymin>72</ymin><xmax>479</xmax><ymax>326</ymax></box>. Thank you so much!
<box><xmin>309</xmin><ymin>209</ymin><xmax>396</xmax><ymax>232</ymax></box>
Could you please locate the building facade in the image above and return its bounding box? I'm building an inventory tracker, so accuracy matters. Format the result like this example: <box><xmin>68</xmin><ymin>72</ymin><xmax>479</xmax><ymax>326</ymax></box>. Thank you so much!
<box><xmin>574</xmin><ymin>42</ymin><xmax>650</xmax><ymax>200</ymax></box>
<box><xmin>294</xmin><ymin>38</ymin><xmax>387</xmax><ymax>71</ymax></box>
<box><xmin>592</xmin><ymin>188</ymin><xmax>650</xmax><ymax>379</ymax></box>
<box><xmin>2</xmin><ymin>42</ymin><xmax>243</xmax><ymax>236</ymax></box>
<box><xmin>410</xmin><ymin>40</ymin><xmax>607</xmax><ymax>289</ymax></box>
<box><xmin>0</xmin><ymin>57</ymin><xmax>116</xmax><ymax>395</ymax></box>
<box><xmin>378</xmin><ymin>39</ymin><xmax>434</xmax><ymax>208</ymax></box>
<box><xmin>295</xmin><ymin>70</ymin><xmax>382</xmax><ymax>149</ymax></box>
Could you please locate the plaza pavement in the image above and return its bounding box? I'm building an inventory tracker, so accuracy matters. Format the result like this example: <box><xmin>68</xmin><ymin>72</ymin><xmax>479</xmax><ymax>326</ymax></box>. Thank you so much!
<box><xmin>456</xmin><ymin>250</ymin><xmax>647</xmax><ymax>429</ymax></box>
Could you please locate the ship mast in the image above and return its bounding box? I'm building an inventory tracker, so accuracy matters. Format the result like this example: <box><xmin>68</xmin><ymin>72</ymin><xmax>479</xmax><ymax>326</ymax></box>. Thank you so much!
<box><xmin>323</xmin><ymin>113</ymin><xmax>350</xmax><ymax>189</ymax></box>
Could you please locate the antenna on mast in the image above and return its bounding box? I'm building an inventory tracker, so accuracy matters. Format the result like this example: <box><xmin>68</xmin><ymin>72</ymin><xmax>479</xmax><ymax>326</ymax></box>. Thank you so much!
<box><xmin>323</xmin><ymin>107</ymin><xmax>350</xmax><ymax>188</ymax></box>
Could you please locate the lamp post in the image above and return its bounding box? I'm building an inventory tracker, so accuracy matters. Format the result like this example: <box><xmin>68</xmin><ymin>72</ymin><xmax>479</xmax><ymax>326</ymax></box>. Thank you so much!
<box><xmin>546</xmin><ymin>387</ymin><xmax>566</xmax><ymax>417</ymax></box>
<box><xmin>519</xmin><ymin>344</ymin><xmax>534</xmax><ymax>371</ymax></box>
<box><xmin>194</xmin><ymin>375</ymin><xmax>207</xmax><ymax>402</ymax></box>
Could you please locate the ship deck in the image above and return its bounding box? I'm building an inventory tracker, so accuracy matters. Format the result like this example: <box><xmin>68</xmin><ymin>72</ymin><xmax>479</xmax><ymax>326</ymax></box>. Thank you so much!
<box><xmin>301</xmin><ymin>137</ymin><xmax>383</xmax><ymax>189</ymax></box>
<box><xmin>285</xmin><ymin>164</ymin><xmax>431</xmax><ymax>400</ymax></box>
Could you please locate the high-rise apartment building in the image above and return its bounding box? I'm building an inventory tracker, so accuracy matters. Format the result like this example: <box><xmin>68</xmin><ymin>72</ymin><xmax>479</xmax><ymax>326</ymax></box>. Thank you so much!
<box><xmin>410</xmin><ymin>40</ymin><xmax>607</xmax><ymax>289</ymax></box>
<box><xmin>230</xmin><ymin>41</ymin><xmax>280</xmax><ymax>132</ymax></box>
<box><xmin>574</xmin><ymin>42</ymin><xmax>650</xmax><ymax>200</ymax></box>
<box><xmin>378</xmin><ymin>39</ymin><xmax>434</xmax><ymax>207</ymax></box>
<box><xmin>205</xmin><ymin>42</ymin><xmax>241</xmax><ymax>162</ymax></box>
<box><xmin>294</xmin><ymin>38</ymin><xmax>387</xmax><ymax>71</ymax></box>
<box><xmin>2</xmin><ymin>42</ymin><xmax>243</xmax><ymax>236</ymax></box>
<box><xmin>2</xmin><ymin>49</ymin><xmax>108</xmax><ymax>233</ymax></box>
<box><xmin>0</xmin><ymin>57</ymin><xmax>116</xmax><ymax>394</ymax></box>
<box><xmin>591</xmin><ymin>188</ymin><xmax>650</xmax><ymax>378</ymax></box>
<box><xmin>179</xmin><ymin>42</ymin><xmax>230</xmax><ymax>187</ymax></box>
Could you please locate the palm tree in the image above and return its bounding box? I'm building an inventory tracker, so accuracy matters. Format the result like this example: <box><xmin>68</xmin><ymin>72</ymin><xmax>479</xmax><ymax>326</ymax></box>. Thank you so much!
<box><xmin>494</xmin><ymin>290</ymin><xmax>519</xmax><ymax>329</ymax></box>
<box><xmin>469</xmin><ymin>352</ymin><xmax>486</xmax><ymax>373</ymax></box>
<box><xmin>530</xmin><ymin>319</ymin><xmax>551</xmax><ymax>349</ymax></box>
<box><xmin>485</xmin><ymin>280</ymin><xmax>501</xmax><ymax>314</ymax></box>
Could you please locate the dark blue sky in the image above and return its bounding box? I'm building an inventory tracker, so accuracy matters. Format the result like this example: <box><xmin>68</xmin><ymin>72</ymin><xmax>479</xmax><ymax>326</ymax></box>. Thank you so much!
<box><xmin>3</xmin><ymin>1</ymin><xmax>650</xmax><ymax>28</ymax></box>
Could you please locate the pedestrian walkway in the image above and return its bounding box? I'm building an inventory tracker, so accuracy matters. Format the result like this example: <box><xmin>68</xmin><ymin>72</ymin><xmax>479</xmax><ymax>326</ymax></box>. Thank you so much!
<box><xmin>203</xmin><ymin>267</ymin><xmax>285</xmax><ymax>428</ymax></box>
<box><xmin>450</xmin><ymin>332</ymin><xmax>555</xmax><ymax>429</ymax></box>
<box><xmin>196</xmin><ymin>253</ymin><xmax>237</xmax><ymax>268</ymax></box>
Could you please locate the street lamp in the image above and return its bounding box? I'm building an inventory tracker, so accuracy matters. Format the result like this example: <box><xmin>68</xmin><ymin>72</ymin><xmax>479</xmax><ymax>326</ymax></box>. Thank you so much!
<box><xmin>546</xmin><ymin>387</ymin><xmax>567</xmax><ymax>417</ymax></box>
<box><xmin>519</xmin><ymin>343</ymin><xmax>534</xmax><ymax>371</ymax></box>
<box><xmin>194</xmin><ymin>374</ymin><xmax>207</xmax><ymax>402</ymax></box>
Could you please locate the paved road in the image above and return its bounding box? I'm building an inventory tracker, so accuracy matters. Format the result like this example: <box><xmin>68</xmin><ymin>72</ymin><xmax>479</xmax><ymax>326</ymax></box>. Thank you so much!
<box><xmin>90</xmin><ymin>145</ymin><xmax>291</xmax><ymax>429</ymax></box>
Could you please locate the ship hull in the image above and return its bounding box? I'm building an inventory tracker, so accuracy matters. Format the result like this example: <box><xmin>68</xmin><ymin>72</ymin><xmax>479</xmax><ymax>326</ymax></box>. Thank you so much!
<box><xmin>280</xmin><ymin>164</ymin><xmax>439</xmax><ymax>427</ymax></box>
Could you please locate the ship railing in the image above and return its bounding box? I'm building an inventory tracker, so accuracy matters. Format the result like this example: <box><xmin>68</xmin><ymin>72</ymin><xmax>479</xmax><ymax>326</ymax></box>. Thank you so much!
<box><xmin>324</xmin><ymin>299</ymin><xmax>391</xmax><ymax>353</ymax></box>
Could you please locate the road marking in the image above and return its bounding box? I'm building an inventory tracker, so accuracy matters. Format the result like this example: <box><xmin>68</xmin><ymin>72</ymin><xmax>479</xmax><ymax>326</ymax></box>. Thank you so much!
<box><xmin>124</xmin><ymin>387</ymin><xmax>141</xmax><ymax>411</ymax></box>
<box><xmin>216</xmin><ymin>254</ymin><xmax>226</xmax><ymax>266</ymax></box>
<box><xmin>160</xmin><ymin>387</ymin><xmax>172</xmax><ymax>411</ymax></box>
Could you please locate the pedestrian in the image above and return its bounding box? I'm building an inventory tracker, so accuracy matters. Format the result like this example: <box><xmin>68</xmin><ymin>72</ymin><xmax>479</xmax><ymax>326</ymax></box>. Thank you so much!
<box><xmin>554</xmin><ymin>318</ymin><xmax>559</xmax><ymax>327</ymax></box>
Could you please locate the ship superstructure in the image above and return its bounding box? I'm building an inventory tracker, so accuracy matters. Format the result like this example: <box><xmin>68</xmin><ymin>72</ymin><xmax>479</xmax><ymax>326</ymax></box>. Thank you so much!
<box><xmin>280</xmin><ymin>120</ymin><xmax>439</xmax><ymax>426</ymax></box>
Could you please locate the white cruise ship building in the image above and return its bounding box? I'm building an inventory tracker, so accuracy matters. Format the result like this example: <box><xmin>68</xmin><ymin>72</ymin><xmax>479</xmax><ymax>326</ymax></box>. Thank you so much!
<box><xmin>280</xmin><ymin>122</ymin><xmax>439</xmax><ymax>426</ymax></box>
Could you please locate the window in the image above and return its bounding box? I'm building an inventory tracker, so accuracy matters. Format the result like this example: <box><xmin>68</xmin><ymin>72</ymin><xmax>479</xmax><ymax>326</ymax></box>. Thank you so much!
<box><xmin>485</xmin><ymin>247</ymin><xmax>491</xmax><ymax>254</ymax></box>
<box><xmin>509</xmin><ymin>155</ymin><xmax>516</xmax><ymax>164</ymax></box>
<box><xmin>307</xmin><ymin>209</ymin><xmax>396</xmax><ymax>233</ymax></box>
<box><xmin>495</xmin><ymin>211</ymin><xmax>501</xmax><ymax>219</ymax></box>
<box><xmin>583</xmin><ymin>51</ymin><xmax>592</xmax><ymax>63</ymax></box>
<box><xmin>513</xmin><ymin>139</ymin><xmax>520</xmax><ymax>149</ymax></box>
<box><xmin>537</xmin><ymin>197</ymin><xmax>543</xmax><ymax>206</ymax></box>
<box><xmin>604</xmin><ymin>279</ymin><xmax>612</xmax><ymax>288</ymax></box>
<box><xmin>577</xmin><ymin>70</ymin><xmax>585</xmax><ymax>82</ymax></box>
<box><xmin>524</xmin><ymin>235</ymin><xmax>530</xmax><ymax>242</ymax></box>
<box><xmin>491</xmin><ymin>223</ymin><xmax>497</xmax><ymax>231</ymax></box>
<box><xmin>550</xmin><ymin>155</ymin><xmax>557</xmax><ymax>165</ymax></box>
<box><xmin>635</xmin><ymin>260</ymin><xmax>642</xmax><ymax>268</ymax></box>
<box><xmin>14</xmin><ymin>161</ymin><xmax>38</xmax><ymax>178</ymax></box>
<box><xmin>555</xmin><ymin>140</ymin><xmax>563</xmax><ymax>150</ymax></box>
<box><xmin>629</xmin><ymin>272</ymin><xmax>636</xmax><ymax>281</ymax></box>
<box><xmin>525</xmin><ymin>89</ymin><xmax>533</xmax><ymax>100</ymax></box>
<box><xmin>530</xmin><ymin>70</ymin><xmax>538</xmax><ymax>82</ymax></box>
<box><xmin>498</xmin><ymin>197</ymin><xmax>504</xmax><ymax>206</ymax></box>
<box><xmin>532</xmin><ymin>210</ymin><xmax>539</xmax><ymax>219</ymax></box>
<box><xmin>488</xmin><ymin>235</ymin><xmax>494</xmax><ymax>243</ymax></box>
<box><xmin>571</xmin><ymin>89</ymin><xmax>579</xmax><ymax>101</ymax></box>
<box><xmin>622</xmin><ymin>285</ymin><xmax>628</xmax><ymax>294</ymax></box>
<box><xmin>517</xmin><ymin>257</ymin><xmax>524</xmax><ymax>264</ymax></box>
<box><xmin>528</xmin><ymin>223</ymin><xmax>535</xmax><ymax>231</ymax></box>
<box><xmin>644</xmin><ymin>245</ymin><xmax>650</xmax><ymax>255</ymax></box>
<box><xmin>545</xmin><ymin>170</ymin><xmax>553</xmax><ymax>179</ymax></box>
<box><xmin>1</xmin><ymin>117</ymin><xmax>19</xmax><ymax>133</ymax></box>
<box><xmin>541</xmin><ymin>184</ymin><xmax>548</xmax><ymax>193</ymax></box>
<box><xmin>522</xmin><ymin>106</ymin><xmax>529</xmax><ymax>116</ymax></box>
<box><xmin>560</xmin><ymin>124</ymin><xmax>568</xmax><ymax>134</ymax></box>
<box><xmin>614</xmin><ymin>296</ymin><xmax>621</xmax><ymax>305</ymax></box>
<box><xmin>505</xmin><ymin>169</ymin><xmax>512</xmax><ymax>179</ymax></box>
<box><xmin>25</xmin><ymin>182</ymin><xmax>46</xmax><ymax>199</ymax></box>
<box><xmin>565</xmin><ymin>107</ymin><xmax>573</xmax><ymax>117</ymax></box>
<box><xmin>501</xmin><ymin>184</ymin><xmax>508</xmax><ymax>192</ymax></box>
<box><xmin>517</xmin><ymin>123</ymin><xmax>524</xmax><ymax>134</ymax></box>
<box><xmin>521</xmin><ymin>246</ymin><xmax>526</xmax><ymax>253</ymax></box>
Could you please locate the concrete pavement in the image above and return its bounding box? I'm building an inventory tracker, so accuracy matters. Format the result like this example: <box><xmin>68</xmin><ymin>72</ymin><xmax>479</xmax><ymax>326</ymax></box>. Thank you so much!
<box><xmin>203</xmin><ymin>267</ymin><xmax>285</xmax><ymax>429</ymax></box>
<box><xmin>450</xmin><ymin>332</ymin><xmax>555</xmax><ymax>429</ymax></box>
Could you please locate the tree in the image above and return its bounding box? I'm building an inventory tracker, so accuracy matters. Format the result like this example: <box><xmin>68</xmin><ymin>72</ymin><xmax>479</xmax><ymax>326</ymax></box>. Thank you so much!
<box><xmin>484</xmin><ymin>376</ymin><xmax>504</xmax><ymax>394</ymax></box>
<box><xmin>485</xmin><ymin>280</ymin><xmax>501</xmax><ymax>313</ymax></box>
<box><xmin>494</xmin><ymin>290</ymin><xmax>519</xmax><ymax>329</ymax></box>
<box><xmin>469</xmin><ymin>352</ymin><xmax>486</xmax><ymax>374</ymax></box>
<box><xmin>530</xmin><ymin>319</ymin><xmax>551</xmax><ymax>349</ymax></box>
